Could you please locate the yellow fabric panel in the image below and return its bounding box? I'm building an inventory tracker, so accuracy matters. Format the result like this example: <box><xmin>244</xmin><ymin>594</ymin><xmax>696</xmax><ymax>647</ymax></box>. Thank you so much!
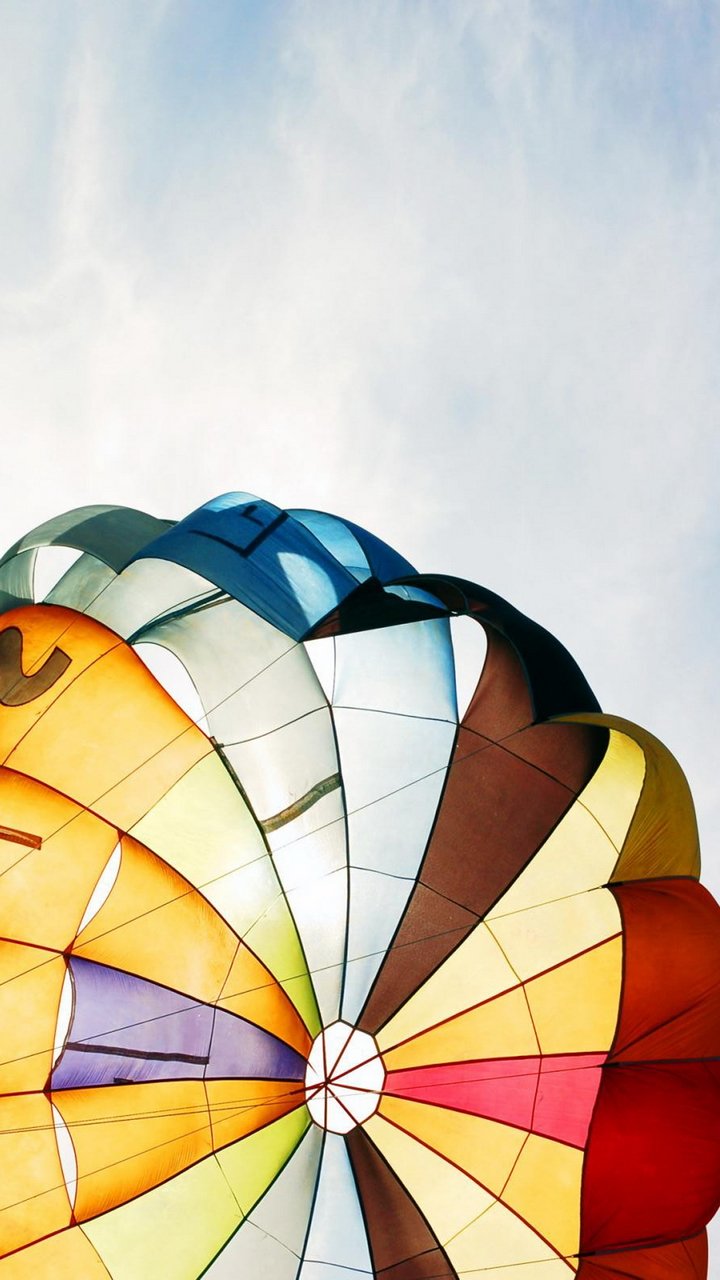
<box><xmin>0</xmin><ymin>1227</ymin><xmax>111</xmax><ymax>1278</ymax></box>
<box><xmin>72</xmin><ymin>833</ymin><xmax>237</xmax><ymax>1006</ymax></box>
<box><xmin>568</xmin><ymin>724</ymin><xmax>645</xmax><ymax>852</ymax></box>
<box><xmin>525</xmin><ymin>935</ymin><xmax>622</xmax><ymax>1054</ymax></box>
<box><xmin>0</xmin><ymin>1093</ymin><xmax>72</xmax><ymax>1255</ymax></box>
<box><xmin>486</xmin><ymin>802</ymin><xmax>619</xmax><ymax>919</ymax></box>
<box><xmin>0</xmin><ymin>943</ymin><xmax>66</xmax><ymax>1093</ymax></box>
<box><xmin>217</xmin><ymin>945</ymin><xmax>312</xmax><ymax>1058</ymax></box>
<box><xmin>54</xmin><ymin>1081</ymin><xmax>213</xmax><ymax>1223</ymax></box>
<box><xmin>562</xmin><ymin>714</ymin><xmax>699</xmax><ymax>881</ymax></box>
<box><xmin>362</xmin><ymin>1112</ymin><xmax>496</xmax><ymax>1241</ymax></box>
<box><xmin>382</xmin><ymin>985</ymin><xmax>538</xmax><ymax>1071</ymax></box>
<box><xmin>376</xmin><ymin>923</ymin><xmax>518</xmax><ymax>1052</ymax></box>
<box><xmin>84</xmin><ymin>1154</ymin><xmax>241</xmax><ymax>1280</ymax></box>
<box><xmin>205</xmin><ymin>1079</ymin><xmax>306</xmax><ymax>1154</ymax></box>
<box><xmin>486</xmin><ymin>888</ymin><xmax>621</xmax><ymax>983</ymax></box>
<box><xmin>560</xmin><ymin>715</ymin><xmax>699</xmax><ymax>879</ymax></box>
<box><xmin>0</xmin><ymin>769</ymin><xmax>118</xmax><ymax>951</ymax></box>
<box><xmin>239</xmin><ymin>884</ymin><xmax>321</xmax><ymax>1038</ymax></box>
<box><xmin>215</xmin><ymin>1103</ymin><xmax>309</xmax><ymax>1210</ymax></box>
<box><xmin>0</xmin><ymin>606</ymin><xmax>120</xmax><ymax>764</ymax></box>
<box><xmin>130</xmin><ymin>753</ymin><xmax>269</xmax><ymax>931</ymax></box>
<box><xmin>378</xmin><ymin>1095</ymin><xmax>526</xmax><ymax>1195</ymax></box>
<box><xmin>446</xmin><ymin>1200</ymin><xmax>574</xmax><ymax>1279</ymax></box>
<box><xmin>3</xmin><ymin>611</ymin><xmax>211</xmax><ymax>831</ymax></box>
<box><xmin>502</xmin><ymin>1133</ymin><xmax>583</xmax><ymax>1261</ymax></box>
<box><xmin>364</xmin><ymin>1112</ymin><xmax>568</xmax><ymax>1276</ymax></box>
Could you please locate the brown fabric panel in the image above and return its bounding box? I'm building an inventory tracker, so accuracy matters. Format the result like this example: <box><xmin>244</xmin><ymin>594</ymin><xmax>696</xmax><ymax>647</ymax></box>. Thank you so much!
<box><xmin>360</xmin><ymin>743</ymin><xmax>576</xmax><ymax>1033</ymax></box>
<box><xmin>346</xmin><ymin>1127</ymin><xmax>457</xmax><ymax>1280</ymax></box>
<box><xmin>359</xmin><ymin>884</ymin><xmax>477</xmax><ymax>1033</ymax></box>
<box><xmin>503</xmin><ymin>720</ymin><xmax>609</xmax><ymax>793</ymax></box>
<box><xmin>420</xmin><ymin>742</ymin><xmax>574</xmax><ymax>913</ymax></box>
<box><xmin>0</xmin><ymin>625</ymin><xmax>71</xmax><ymax>706</ymax></box>
<box><xmin>359</xmin><ymin>625</ymin><xmax>608</xmax><ymax>1035</ymax></box>
<box><xmin>462</xmin><ymin>625</ymin><xmax>534</xmax><ymax>737</ymax></box>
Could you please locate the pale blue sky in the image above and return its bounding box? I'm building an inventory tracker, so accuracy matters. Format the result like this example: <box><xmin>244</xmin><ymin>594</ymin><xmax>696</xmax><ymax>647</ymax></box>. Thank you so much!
<box><xmin>1</xmin><ymin>2</ymin><xmax>719</xmax><ymax>1253</ymax></box>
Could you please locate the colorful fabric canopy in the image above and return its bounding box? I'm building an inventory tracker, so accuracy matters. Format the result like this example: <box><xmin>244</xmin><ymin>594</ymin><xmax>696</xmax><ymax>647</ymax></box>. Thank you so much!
<box><xmin>0</xmin><ymin>492</ymin><xmax>718</xmax><ymax>1280</ymax></box>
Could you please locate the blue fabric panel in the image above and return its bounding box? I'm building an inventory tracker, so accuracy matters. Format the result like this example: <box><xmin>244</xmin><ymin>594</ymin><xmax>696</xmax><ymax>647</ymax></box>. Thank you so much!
<box><xmin>383</xmin><ymin>583</ymin><xmax>450</xmax><ymax>611</ymax></box>
<box><xmin>133</xmin><ymin>493</ymin><xmax>360</xmax><ymax>639</ymax></box>
<box><xmin>340</xmin><ymin>518</ymin><xmax>415</xmax><ymax>581</ymax></box>
<box><xmin>288</xmin><ymin>509</ymin><xmax>371</xmax><ymax>581</ymax></box>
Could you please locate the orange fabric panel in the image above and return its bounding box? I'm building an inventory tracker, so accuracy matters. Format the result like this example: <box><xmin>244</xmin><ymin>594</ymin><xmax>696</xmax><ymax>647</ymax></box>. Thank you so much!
<box><xmin>0</xmin><ymin>769</ymin><xmax>118</xmax><ymax>951</ymax></box>
<box><xmin>0</xmin><ymin>943</ymin><xmax>66</xmax><ymax>1093</ymax></box>
<box><xmin>0</xmin><ymin>1227</ymin><xmax>111</xmax><ymax>1277</ymax></box>
<box><xmin>53</xmin><ymin>1078</ymin><xmax>305</xmax><ymax>1226</ymax></box>
<box><xmin>560</xmin><ymin>714</ymin><xmax>699</xmax><ymax>881</ymax></box>
<box><xmin>205</xmin><ymin>1079</ymin><xmax>307</xmax><ymax>1153</ymax></box>
<box><xmin>72</xmin><ymin>833</ymin><xmax>238</xmax><ymax>1006</ymax></box>
<box><xmin>53</xmin><ymin>1081</ymin><xmax>213</xmax><ymax>1223</ymax></box>
<box><xmin>72</xmin><ymin>831</ymin><xmax>311</xmax><ymax>1053</ymax></box>
<box><xmin>0</xmin><ymin>607</ymin><xmax>120</xmax><ymax>761</ymax></box>
<box><xmin>0</xmin><ymin>1093</ymin><xmax>72</xmax><ymax>1255</ymax></box>
<box><xmin>1</xmin><ymin>607</ymin><xmax>211</xmax><ymax>831</ymax></box>
<box><xmin>218</xmin><ymin>944</ymin><xmax>312</xmax><ymax>1059</ymax></box>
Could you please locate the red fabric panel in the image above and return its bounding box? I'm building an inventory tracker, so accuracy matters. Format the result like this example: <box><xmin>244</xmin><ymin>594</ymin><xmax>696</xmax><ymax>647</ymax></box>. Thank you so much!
<box><xmin>610</xmin><ymin>880</ymin><xmax>720</xmax><ymax>1061</ymax></box>
<box><xmin>535</xmin><ymin>1053</ymin><xmax>606</xmax><ymax>1147</ymax></box>
<box><xmin>385</xmin><ymin>1058</ymin><xmax>536</xmax><ymax>1133</ymax></box>
<box><xmin>577</xmin><ymin>1233</ymin><xmax>707</xmax><ymax>1280</ymax></box>
<box><xmin>386</xmin><ymin>1053</ymin><xmax>606</xmax><ymax>1148</ymax></box>
<box><xmin>581</xmin><ymin>1063</ymin><xmax>720</xmax><ymax>1253</ymax></box>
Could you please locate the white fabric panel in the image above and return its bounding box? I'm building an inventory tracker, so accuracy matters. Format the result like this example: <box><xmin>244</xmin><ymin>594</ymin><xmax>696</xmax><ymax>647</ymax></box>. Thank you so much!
<box><xmin>45</xmin><ymin>552</ymin><xmax>117</xmax><ymax>612</ymax></box>
<box><xmin>342</xmin><ymin>866</ymin><xmax>419</xmax><ymax>1022</ymax></box>
<box><xmin>333</xmin><ymin>620</ymin><xmax>456</xmax><ymax>1024</ymax></box>
<box><xmin>298</xmin><ymin>1132</ymin><xmax>373</xmax><ymax>1280</ymax></box>
<box><xmin>133</xmin><ymin>642</ymin><xmax>210</xmax><ymax>732</ymax></box>
<box><xmin>333</xmin><ymin>617</ymin><xmax>457</xmax><ymax>721</ymax></box>
<box><xmin>450</xmin><ymin>613</ymin><xmax>488</xmax><ymax>720</ymax></box>
<box><xmin>303</xmin><ymin>636</ymin><xmax>335</xmax><ymax>703</ymax></box>
<box><xmin>141</xmin><ymin>594</ymin><xmax>314</xmax><ymax>744</ymax></box>
<box><xmin>269</xmin><ymin>790</ymin><xmax>348</xmax><ymax>1025</ymax></box>
<box><xmin>32</xmin><ymin>545</ymin><xmax>84</xmax><ymax>600</ymax></box>
<box><xmin>83</xmin><ymin>556</ymin><xmax>220</xmax><ymax>639</ymax></box>
<box><xmin>205</xmin><ymin>1127</ymin><xmax>324</xmax><ymax>1279</ymax></box>
<box><xmin>333</xmin><ymin>709</ymin><xmax>454</xmax><ymax>1023</ymax></box>
<box><xmin>225</xmin><ymin>709</ymin><xmax>337</xmax><ymax>827</ymax></box>
<box><xmin>0</xmin><ymin>548</ymin><xmax>34</xmax><ymax>604</ymax></box>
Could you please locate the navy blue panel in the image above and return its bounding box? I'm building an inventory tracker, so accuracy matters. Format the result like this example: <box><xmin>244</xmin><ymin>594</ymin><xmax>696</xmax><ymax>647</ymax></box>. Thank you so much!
<box><xmin>132</xmin><ymin>493</ymin><xmax>361</xmax><ymax>639</ymax></box>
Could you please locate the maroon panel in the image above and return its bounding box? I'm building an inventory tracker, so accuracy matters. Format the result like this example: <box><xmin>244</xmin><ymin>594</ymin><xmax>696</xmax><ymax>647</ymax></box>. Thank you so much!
<box><xmin>577</xmin><ymin>1233</ymin><xmax>707</xmax><ymax>1280</ymax></box>
<box><xmin>610</xmin><ymin>881</ymin><xmax>720</xmax><ymax>1062</ymax></box>
<box><xmin>345</xmin><ymin>1126</ymin><xmax>457</xmax><ymax>1279</ymax></box>
<box><xmin>581</xmin><ymin>1063</ymin><xmax>720</xmax><ymax>1253</ymax></box>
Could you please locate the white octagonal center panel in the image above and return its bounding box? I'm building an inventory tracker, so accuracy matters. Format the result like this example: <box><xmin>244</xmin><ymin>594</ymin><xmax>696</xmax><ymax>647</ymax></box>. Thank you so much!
<box><xmin>304</xmin><ymin>1020</ymin><xmax>385</xmax><ymax>1134</ymax></box>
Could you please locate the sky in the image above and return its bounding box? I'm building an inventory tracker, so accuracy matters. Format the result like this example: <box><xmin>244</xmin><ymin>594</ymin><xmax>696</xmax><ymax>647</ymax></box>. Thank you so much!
<box><xmin>1</xmin><ymin>0</ymin><xmax>719</xmax><ymax>1266</ymax></box>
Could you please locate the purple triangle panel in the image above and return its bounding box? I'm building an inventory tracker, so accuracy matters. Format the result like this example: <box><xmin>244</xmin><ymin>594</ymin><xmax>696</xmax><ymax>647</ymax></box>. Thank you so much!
<box><xmin>51</xmin><ymin>957</ymin><xmax>307</xmax><ymax>1089</ymax></box>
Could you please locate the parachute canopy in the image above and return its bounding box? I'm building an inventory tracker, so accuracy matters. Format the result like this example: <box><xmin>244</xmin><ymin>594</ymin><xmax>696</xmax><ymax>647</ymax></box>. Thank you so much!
<box><xmin>0</xmin><ymin>493</ymin><xmax>718</xmax><ymax>1280</ymax></box>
